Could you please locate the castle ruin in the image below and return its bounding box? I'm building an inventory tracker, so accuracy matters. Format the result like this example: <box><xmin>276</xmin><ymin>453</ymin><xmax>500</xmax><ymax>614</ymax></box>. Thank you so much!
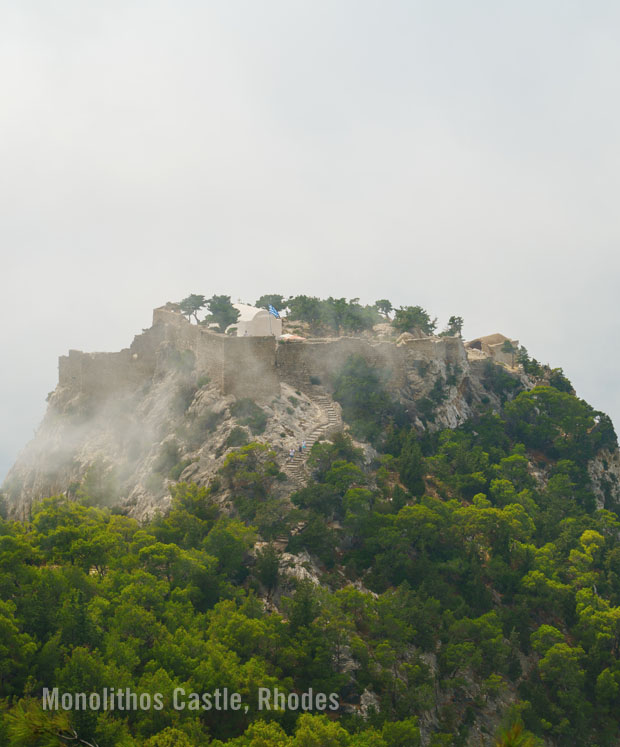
<box><xmin>58</xmin><ymin>304</ymin><xmax>473</xmax><ymax>403</ymax></box>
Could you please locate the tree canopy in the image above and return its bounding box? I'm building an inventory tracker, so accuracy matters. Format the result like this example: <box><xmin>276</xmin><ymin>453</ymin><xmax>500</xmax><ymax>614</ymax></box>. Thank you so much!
<box><xmin>392</xmin><ymin>305</ymin><xmax>436</xmax><ymax>335</ymax></box>
<box><xmin>1</xmin><ymin>332</ymin><xmax>619</xmax><ymax>746</ymax></box>
<box><xmin>255</xmin><ymin>294</ymin><xmax>286</xmax><ymax>312</ymax></box>
<box><xmin>204</xmin><ymin>295</ymin><xmax>240</xmax><ymax>333</ymax></box>
<box><xmin>179</xmin><ymin>294</ymin><xmax>206</xmax><ymax>323</ymax></box>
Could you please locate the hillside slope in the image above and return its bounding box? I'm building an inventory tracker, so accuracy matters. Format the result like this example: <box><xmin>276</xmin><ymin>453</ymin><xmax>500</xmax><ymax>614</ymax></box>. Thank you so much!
<box><xmin>2</xmin><ymin>306</ymin><xmax>554</xmax><ymax>521</ymax></box>
<box><xmin>2</xmin><ymin>308</ymin><xmax>620</xmax><ymax>745</ymax></box>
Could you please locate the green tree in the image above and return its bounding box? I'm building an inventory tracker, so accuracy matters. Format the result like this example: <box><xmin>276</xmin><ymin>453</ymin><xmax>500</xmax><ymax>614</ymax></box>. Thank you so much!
<box><xmin>287</xmin><ymin>295</ymin><xmax>323</xmax><ymax>330</ymax></box>
<box><xmin>375</xmin><ymin>299</ymin><xmax>393</xmax><ymax>319</ymax></box>
<box><xmin>501</xmin><ymin>339</ymin><xmax>517</xmax><ymax>366</ymax></box>
<box><xmin>179</xmin><ymin>293</ymin><xmax>207</xmax><ymax>323</ymax></box>
<box><xmin>494</xmin><ymin>721</ymin><xmax>541</xmax><ymax>746</ymax></box>
<box><xmin>292</xmin><ymin>713</ymin><xmax>351</xmax><ymax>746</ymax></box>
<box><xmin>204</xmin><ymin>518</ymin><xmax>256</xmax><ymax>580</ymax></box>
<box><xmin>255</xmin><ymin>294</ymin><xmax>286</xmax><ymax>312</ymax></box>
<box><xmin>440</xmin><ymin>315</ymin><xmax>464</xmax><ymax>337</ymax></box>
<box><xmin>333</xmin><ymin>355</ymin><xmax>407</xmax><ymax>444</ymax></box>
<box><xmin>339</xmin><ymin>299</ymin><xmax>379</xmax><ymax>334</ymax></box>
<box><xmin>0</xmin><ymin>600</ymin><xmax>36</xmax><ymax>696</ymax></box>
<box><xmin>205</xmin><ymin>295</ymin><xmax>240</xmax><ymax>332</ymax></box>
<box><xmin>254</xmin><ymin>543</ymin><xmax>280</xmax><ymax>592</ymax></box>
<box><xmin>392</xmin><ymin>306</ymin><xmax>436</xmax><ymax>335</ymax></box>
<box><xmin>398</xmin><ymin>432</ymin><xmax>425</xmax><ymax>497</ymax></box>
<box><xmin>291</xmin><ymin>483</ymin><xmax>341</xmax><ymax>517</ymax></box>
<box><xmin>382</xmin><ymin>717</ymin><xmax>421</xmax><ymax>747</ymax></box>
<box><xmin>144</xmin><ymin>728</ymin><xmax>195</xmax><ymax>747</ymax></box>
<box><xmin>548</xmin><ymin>368</ymin><xmax>573</xmax><ymax>393</ymax></box>
<box><xmin>5</xmin><ymin>699</ymin><xmax>82</xmax><ymax>747</ymax></box>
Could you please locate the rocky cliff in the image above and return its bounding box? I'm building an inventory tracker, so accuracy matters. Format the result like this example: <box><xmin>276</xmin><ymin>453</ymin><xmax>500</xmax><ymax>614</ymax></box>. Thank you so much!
<box><xmin>4</xmin><ymin>305</ymin><xmax>619</xmax><ymax>521</ymax></box>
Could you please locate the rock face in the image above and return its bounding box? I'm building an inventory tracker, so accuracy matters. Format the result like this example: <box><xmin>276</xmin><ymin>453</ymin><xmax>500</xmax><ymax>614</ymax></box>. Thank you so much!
<box><xmin>588</xmin><ymin>449</ymin><xmax>620</xmax><ymax>510</ymax></box>
<box><xmin>0</xmin><ymin>306</ymin><xmax>539</xmax><ymax>521</ymax></box>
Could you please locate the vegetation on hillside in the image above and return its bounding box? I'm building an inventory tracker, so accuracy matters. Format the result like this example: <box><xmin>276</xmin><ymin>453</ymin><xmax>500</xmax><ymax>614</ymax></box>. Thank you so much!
<box><xmin>1</xmin><ymin>343</ymin><xmax>619</xmax><ymax>745</ymax></box>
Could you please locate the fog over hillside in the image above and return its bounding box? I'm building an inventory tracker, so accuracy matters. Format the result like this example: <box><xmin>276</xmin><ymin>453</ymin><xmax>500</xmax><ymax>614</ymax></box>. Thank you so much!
<box><xmin>2</xmin><ymin>1</ymin><xmax>620</xmax><ymax>479</ymax></box>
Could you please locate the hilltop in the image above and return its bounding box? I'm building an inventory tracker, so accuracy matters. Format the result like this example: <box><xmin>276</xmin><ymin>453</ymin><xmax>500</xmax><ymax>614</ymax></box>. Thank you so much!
<box><xmin>3</xmin><ymin>300</ymin><xmax>580</xmax><ymax>521</ymax></box>
<box><xmin>2</xmin><ymin>297</ymin><xmax>620</xmax><ymax>745</ymax></box>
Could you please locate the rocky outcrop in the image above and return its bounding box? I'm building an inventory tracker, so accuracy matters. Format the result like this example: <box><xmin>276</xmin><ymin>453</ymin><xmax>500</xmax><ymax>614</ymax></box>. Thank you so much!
<box><xmin>2</xmin><ymin>370</ymin><xmax>330</xmax><ymax>522</ymax></box>
<box><xmin>3</xmin><ymin>305</ymin><xmax>604</xmax><ymax>522</ymax></box>
<box><xmin>588</xmin><ymin>449</ymin><xmax>620</xmax><ymax>510</ymax></box>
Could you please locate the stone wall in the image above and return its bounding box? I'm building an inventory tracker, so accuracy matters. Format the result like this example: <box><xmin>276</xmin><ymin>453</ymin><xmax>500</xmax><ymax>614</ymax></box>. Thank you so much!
<box><xmin>58</xmin><ymin>349</ymin><xmax>144</xmax><ymax>396</ymax></box>
<box><xmin>465</xmin><ymin>334</ymin><xmax>519</xmax><ymax>368</ymax></box>
<box><xmin>276</xmin><ymin>336</ymin><xmax>467</xmax><ymax>393</ymax></box>
<box><xmin>222</xmin><ymin>337</ymin><xmax>280</xmax><ymax>400</ymax></box>
<box><xmin>154</xmin><ymin>316</ymin><xmax>225</xmax><ymax>387</ymax></box>
<box><xmin>276</xmin><ymin>338</ymin><xmax>405</xmax><ymax>391</ymax></box>
<box><xmin>398</xmin><ymin>336</ymin><xmax>467</xmax><ymax>366</ymax></box>
<box><xmin>57</xmin><ymin>307</ymin><xmax>468</xmax><ymax>405</ymax></box>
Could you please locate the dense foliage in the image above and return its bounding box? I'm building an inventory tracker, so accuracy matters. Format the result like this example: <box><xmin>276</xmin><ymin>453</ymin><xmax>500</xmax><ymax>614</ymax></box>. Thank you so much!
<box><xmin>391</xmin><ymin>306</ymin><xmax>437</xmax><ymax>336</ymax></box>
<box><xmin>1</xmin><ymin>368</ymin><xmax>620</xmax><ymax>745</ymax></box>
<box><xmin>203</xmin><ymin>296</ymin><xmax>240</xmax><ymax>334</ymax></box>
<box><xmin>286</xmin><ymin>296</ymin><xmax>381</xmax><ymax>336</ymax></box>
<box><xmin>180</xmin><ymin>292</ymin><xmax>457</xmax><ymax>341</ymax></box>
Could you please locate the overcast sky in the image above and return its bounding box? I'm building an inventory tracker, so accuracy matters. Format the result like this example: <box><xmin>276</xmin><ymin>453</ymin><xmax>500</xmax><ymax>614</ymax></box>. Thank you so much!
<box><xmin>1</xmin><ymin>1</ymin><xmax>619</xmax><ymax>481</ymax></box>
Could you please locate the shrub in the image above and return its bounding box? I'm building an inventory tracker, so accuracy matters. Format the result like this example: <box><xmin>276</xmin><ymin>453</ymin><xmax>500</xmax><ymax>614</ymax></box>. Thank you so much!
<box><xmin>333</xmin><ymin>355</ymin><xmax>407</xmax><ymax>445</ymax></box>
<box><xmin>197</xmin><ymin>373</ymin><xmax>211</xmax><ymax>388</ymax></box>
<box><xmin>230</xmin><ymin>399</ymin><xmax>268</xmax><ymax>434</ymax></box>
<box><xmin>548</xmin><ymin>368</ymin><xmax>573</xmax><ymax>393</ymax></box>
<box><xmin>417</xmin><ymin>397</ymin><xmax>436</xmax><ymax>423</ymax></box>
<box><xmin>482</xmin><ymin>360</ymin><xmax>522</xmax><ymax>403</ymax></box>
<box><xmin>428</xmin><ymin>375</ymin><xmax>448</xmax><ymax>405</ymax></box>
<box><xmin>226</xmin><ymin>427</ymin><xmax>250</xmax><ymax>448</ymax></box>
<box><xmin>185</xmin><ymin>409</ymin><xmax>225</xmax><ymax>448</ymax></box>
<box><xmin>169</xmin><ymin>459</ymin><xmax>193</xmax><ymax>481</ymax></box>
<box><xmin>445</xmin><ymin>364</ymin><xmax>462</xmax><ymax>387</ymax></box>
<box><xmin>254</xmin><ymin>544</ymin><xmax>280</xmax><ymax>590</ymax></box>
<box><xmin>415</xmin><ymin>361</ymin><xmax>430</xmax><ymax>378</ymax></box>
<box><xmin>154</xmin><ymin>440</ymin><xmax>180</xmax><ymax>474</ymax></box>
<box><xmin>171</xmin><ymin>383</ymin><xmax>198</xmax><ymax>414</ymax></box>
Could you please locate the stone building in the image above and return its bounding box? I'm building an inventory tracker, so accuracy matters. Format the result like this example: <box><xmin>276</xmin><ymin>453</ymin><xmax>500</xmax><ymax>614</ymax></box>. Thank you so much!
<box><xmin>465</xmin><ymin>333</ymin><xmax>519</xmax><ymax>366</ymax></box>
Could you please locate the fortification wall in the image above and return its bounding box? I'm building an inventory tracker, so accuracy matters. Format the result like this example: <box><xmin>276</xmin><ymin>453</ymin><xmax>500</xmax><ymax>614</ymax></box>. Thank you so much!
<box><xmin>57</xmin><ymin>308</ymin><xmax>468</xmax><ymax>404</ymax></box>
<box><xmin>154</xmin><ymin>315</ymin><xmax>226</xmax><ymax>387</ymax></box>
<box><xmin>222</xmin><ymin>337</ymin><xmax>279</xmax><ymax>400</ymax></box>
<box><xmin>58</xmin><ymin>310</ymin><xmax>227</xmax><ymax>399</ymax></box>
<box><xmin>58</xmin><ymin>349</ymin><xmax>144</xmax><ymax>395</ymax></box>
<box><xmin>152</xmin><ymin>306</ymin><xmax>185</xmax><ymax>327</ymax></box>
<box><xmin>276</xmin><ymin>338</ymin><xmax>406</xmax><ymax>391</ymax></box>
<box><xmin>276</xmin><ymin>336</ymin><xmax>467</xmax><ymax>391</ymax></box>
<box><xmin>397</xmin><ymin>336</ymin><xmax>467</xmax><ymax>366</ymax></box>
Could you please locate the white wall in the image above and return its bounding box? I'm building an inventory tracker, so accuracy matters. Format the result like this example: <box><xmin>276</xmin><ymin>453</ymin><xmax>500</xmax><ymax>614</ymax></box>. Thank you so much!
<box><xmin>234</xmin><ymin>312</ymin><xmax>282</xmax><ymax>337</ymax></box>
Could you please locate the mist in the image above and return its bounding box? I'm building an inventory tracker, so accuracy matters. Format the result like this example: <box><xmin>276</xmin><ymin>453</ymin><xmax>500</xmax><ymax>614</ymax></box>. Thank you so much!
<box><xmin>2</xmin><ymin>0</ymin><xmax>620</xmax><ymax>480</ymax></box>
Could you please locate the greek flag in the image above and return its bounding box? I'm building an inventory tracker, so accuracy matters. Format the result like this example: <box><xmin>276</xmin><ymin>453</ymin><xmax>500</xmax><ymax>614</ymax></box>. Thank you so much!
<box><xmin>268</xmin><ymin>304</ymin><xmax>280</xmax><ymax>319</ymax></box>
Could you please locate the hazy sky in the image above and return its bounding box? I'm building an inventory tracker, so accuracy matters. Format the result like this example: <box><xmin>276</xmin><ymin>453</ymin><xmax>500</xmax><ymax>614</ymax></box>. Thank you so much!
<box><xmin>1</xmin><ymin>1</ymin><xmax>619</xmax><ymax>481</ymax></box>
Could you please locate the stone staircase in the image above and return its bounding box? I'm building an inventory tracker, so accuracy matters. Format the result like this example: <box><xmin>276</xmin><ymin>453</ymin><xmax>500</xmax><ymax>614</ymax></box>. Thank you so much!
<box><xmin>282</xmin><ymin>390</ymin><xmax>341</xmax><ymax>487</ymax></box>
